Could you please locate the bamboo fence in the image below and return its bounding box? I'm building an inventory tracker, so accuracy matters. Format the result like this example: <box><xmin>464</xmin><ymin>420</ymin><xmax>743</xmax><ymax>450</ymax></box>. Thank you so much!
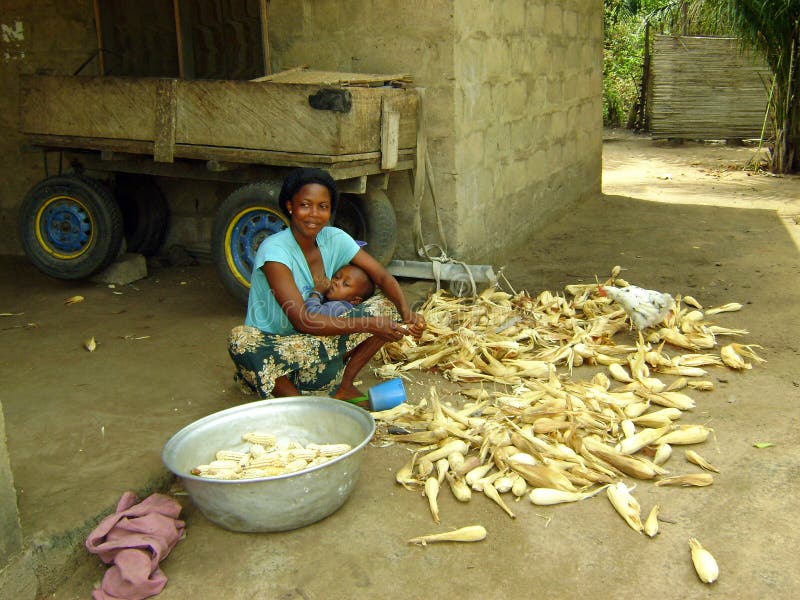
<box><xmin>648</xmin><ymin>35</ymin><xmax>772</xmax><ymax>140</ymax></box>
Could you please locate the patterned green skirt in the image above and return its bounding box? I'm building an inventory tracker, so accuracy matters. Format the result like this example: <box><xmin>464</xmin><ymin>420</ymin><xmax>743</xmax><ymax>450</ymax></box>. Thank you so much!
<box><xmin>228</xmin><ymin>295</ymin><xmax>397</xmax><ymax>398</ymax></box>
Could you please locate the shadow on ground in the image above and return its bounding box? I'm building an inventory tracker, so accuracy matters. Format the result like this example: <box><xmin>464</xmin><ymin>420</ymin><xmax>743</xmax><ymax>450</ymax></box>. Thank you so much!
<box><xmin>1</xmin><ymin>192</ymin><xmax>799</xmax><ymax>599</ymax></box>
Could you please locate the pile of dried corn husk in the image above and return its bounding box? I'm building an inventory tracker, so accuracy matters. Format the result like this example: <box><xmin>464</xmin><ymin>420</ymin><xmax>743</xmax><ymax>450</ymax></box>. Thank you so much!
<box><xmin>374</xmin><ymin>267</ymin><xmax>763</xmax><ymax>535</ymax></box>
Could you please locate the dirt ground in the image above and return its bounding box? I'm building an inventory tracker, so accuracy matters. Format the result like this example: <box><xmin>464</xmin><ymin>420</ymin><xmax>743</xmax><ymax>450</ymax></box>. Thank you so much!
<box><xmin>2</xmin><ymin>130</ymin><xmax>799</xmax><ymax>599</ymax></box>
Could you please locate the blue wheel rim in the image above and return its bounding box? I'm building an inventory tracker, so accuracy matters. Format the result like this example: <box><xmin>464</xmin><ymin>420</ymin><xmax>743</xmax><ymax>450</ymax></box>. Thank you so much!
<box><xmin>36</xmin><ymin>196</ymin><xmax>93</xmax><ymax>258</ymax></box>
<box><xmin>227</xmin><ymin>208</ymin><xmax>287</xmax><ymax>285</ymax></box>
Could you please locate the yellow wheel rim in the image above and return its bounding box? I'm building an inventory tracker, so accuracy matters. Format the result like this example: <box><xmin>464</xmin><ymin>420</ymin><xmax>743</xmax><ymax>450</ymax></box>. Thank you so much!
<box><xmin>34</xmin><ymin>195</ymin><xmax>95</xmax><ymax>259</ymax></box>
<box><xmin>224</xmin><ymin>206</ymin><xmax>288</xmax><ymax>288</ymax></box>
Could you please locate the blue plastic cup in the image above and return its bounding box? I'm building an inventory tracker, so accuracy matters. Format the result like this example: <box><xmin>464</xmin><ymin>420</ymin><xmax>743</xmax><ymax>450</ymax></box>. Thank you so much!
<box><xmin>368</xmin><ymin>378</ymin><xmax>406</xmax><ymax>411</ymax></box>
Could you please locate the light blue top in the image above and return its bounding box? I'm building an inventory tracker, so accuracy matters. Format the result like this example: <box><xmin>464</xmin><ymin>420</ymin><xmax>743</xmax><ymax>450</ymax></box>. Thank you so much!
<box><xmin>245</xmin><ymin>227</ymin><xmax>361</xmax><ymax>334</ymax></box>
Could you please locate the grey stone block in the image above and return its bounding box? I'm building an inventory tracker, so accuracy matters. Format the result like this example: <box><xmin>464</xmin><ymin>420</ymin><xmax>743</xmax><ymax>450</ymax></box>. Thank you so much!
<box><xmin>90</xmin><ymin>253</ymin><xmax>147</xmax><ymax>285</ymax></box>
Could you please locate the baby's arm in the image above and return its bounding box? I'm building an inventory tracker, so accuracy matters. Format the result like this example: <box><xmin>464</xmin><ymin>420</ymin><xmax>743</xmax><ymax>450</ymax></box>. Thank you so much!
<box><xmin>305</xmin><ymin>292</ymin><xmax>325</xmax><ymax>314</ymax></box>
<box><xmin>305</xmin><ymin>295</ymin><xmax>352</xmax><ymax>317</ymax></box>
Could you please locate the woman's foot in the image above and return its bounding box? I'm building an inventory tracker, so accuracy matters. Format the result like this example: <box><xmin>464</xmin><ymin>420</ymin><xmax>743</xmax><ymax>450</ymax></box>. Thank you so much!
<box><xmin>332</xmin><ymin>383</ymin><xmax>369</xmax><ymax>408</ymax></box>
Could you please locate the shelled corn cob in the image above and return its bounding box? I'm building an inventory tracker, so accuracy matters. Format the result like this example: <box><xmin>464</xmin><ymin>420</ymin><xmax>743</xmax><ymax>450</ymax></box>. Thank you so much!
<box><xmin>191</xmin><ymin>432</ymin><xmax>352</xmax><ymax>480</ymax></box>
<box><xmin>375</xmin><ymin>267</ymin><xmax>761</xmax><ymax>536</ymax></box>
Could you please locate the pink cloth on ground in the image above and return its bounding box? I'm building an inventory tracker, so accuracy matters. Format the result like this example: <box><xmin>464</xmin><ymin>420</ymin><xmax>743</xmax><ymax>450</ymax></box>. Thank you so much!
<box><xmin>85</xmin><ymin>491</ymin><xmax>185</xmax><ymax>600</ymax></box>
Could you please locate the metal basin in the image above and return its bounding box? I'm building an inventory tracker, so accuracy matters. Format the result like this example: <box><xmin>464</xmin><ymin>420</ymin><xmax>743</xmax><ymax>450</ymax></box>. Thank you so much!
<box><xmin>162</xmin><ymin>396</ymin><xmax>375</xmax><ymax>532</ymax></box>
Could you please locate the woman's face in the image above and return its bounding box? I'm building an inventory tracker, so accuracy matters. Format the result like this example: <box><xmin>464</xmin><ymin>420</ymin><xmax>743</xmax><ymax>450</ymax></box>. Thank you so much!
<box><xmin>286</xmin><ymin>183</ymin><xmax>332</xmax><ymax>239</ymax></box>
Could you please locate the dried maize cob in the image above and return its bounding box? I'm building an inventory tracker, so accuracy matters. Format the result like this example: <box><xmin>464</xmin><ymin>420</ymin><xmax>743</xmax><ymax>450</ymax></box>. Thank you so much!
<box><xmin>424</xmin><ymin>476</ymin><xmax>441</xmax><ymax>523</ymax></box>
<box><xmin>215</xmin><ymin>450</ymin><xmax>248</xmax><ymax>464</ymax></box>
<box><xmin>655</xmin><ymin>425</ymin><xmax>712</xmax><ymax>446</ymax></box>
<box><xmin>688</xmin><ymin>538</ymin><xmax>719</xmax><ymax>583</ymax></box>
<box><xmin>653</xmin><ymin>443</ymin><xmax>672</xmax><ymax>466</ymax></box>
<box><xmin>606</xmin><ymin>482</ymin><xmax>643</xmax><ymax>533</ymax></box>
<box><xmin>308</xmin><ymin>443</ymin><xmax>352</xmax><ymax>457</ymax></box>
<box><xmin>242</xmin><ymin>432</ymin><xmax>277</xmax><ymax>447</ymax></box>
<box><xmin>482</xmin><ymin>481</ymin><xmax>516</xmax><ymax>518</ymax></box>
<box><xmin>446</xmin><ymin>471</ymin><xmax>472</xmax><ymax>502</ymax></box>
<box><xmin>408</xmin><ymin>525</ymin><xmax>487</xmax><ymax>546</ymax></box>
<box><xmin>644</xmin><ymin>504</ymin><xmax>660</xmax><ymax>537</ymax></box>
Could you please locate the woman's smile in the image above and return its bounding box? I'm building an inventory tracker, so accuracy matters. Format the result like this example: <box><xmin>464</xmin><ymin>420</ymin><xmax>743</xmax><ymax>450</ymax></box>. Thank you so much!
<box><xmin>287</xmin><ymin>183</ymin><xmax>332</xmax><ymax>238</ymax></box>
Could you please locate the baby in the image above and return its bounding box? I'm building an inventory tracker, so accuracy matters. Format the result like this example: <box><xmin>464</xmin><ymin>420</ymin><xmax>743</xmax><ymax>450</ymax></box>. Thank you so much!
<box><xmin>305</xmin><ymin>264</ymin><xmax>375</xmax><ymax>317</ymax></box>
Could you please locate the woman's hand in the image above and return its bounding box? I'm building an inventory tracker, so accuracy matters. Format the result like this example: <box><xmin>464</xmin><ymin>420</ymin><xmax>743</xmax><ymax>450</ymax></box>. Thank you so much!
<box><xmin>313</xmin><ymin>277</ymin><xmax>331</xmax><ymax>295</ymax></box>
<box><xmin>403</xmin><ymin>312</ymin><xmax>426</xmax><ymax>338</ymax></box>
<box><xmin>370</xmin><ymin>317</ymin><xmax>410</xmax><ymax>342</ymax></box>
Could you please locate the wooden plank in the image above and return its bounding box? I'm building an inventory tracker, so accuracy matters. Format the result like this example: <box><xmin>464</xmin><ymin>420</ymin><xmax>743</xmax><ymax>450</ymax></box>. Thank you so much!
<box><xmin>258</xmin><ymin>0</ymin><xmax>271</xmax><ymax>76</ymax></box>
<box><xmin>255</xmin><ymin>68</ymin><xmax>412</xmax><ymax>86</ymax></box>
<box><xmin>649</xmin><ymin>35</ymin><xmax>771</xmax><ymax>139</ymax></box>
<box><xmin>326</xmin><ymin>158</ymin><xmax>415</xmax><ymax>180</ymax></box>
<box><xmin>176</xmin><ymin>79</ymin><xmax>338</xmax><ymax>153</ymax></box>
<box><xmin>153</xmin><ymin>79</ymin><xmax>178</xmax><ymax>163</ymax></box>
<box><xmin>173</xmin><ymin>143</ymin><xmax>381</xmax><ymax>165</ymax></box>
<box><xmin>250</xmin><ymin>65</ymin><xmax>307</xmax><ymax>82</ymax></box>
<box><xmin>21</xmin><ymin>74</ymin><xmax>418</xmax><ymax>157</ymax></box>
<box><xmin>19</xmin><ymin>75</ymin><xmax>159</xmax><ymax>140</ymax></box>
<box><xmin>63</xmin><ymin>151</ymin><xmax>286</xmax><ymax>184</ymax></box>
<box><xmin>26</xmin><ymin>134</ymin><xmax>415</xmax><ymax>170</ymax></box>
<box><xmin>26</xmin><ymin>134</ymin><xmax>154</xmax><ymax>155</ymax></box>
<box><xmin>380</xmin><ymin>97</ymin><xmax>400</xmax><ymax>170</ymax></box>
<box><xmin>176</xmin><ymin>79</ymin><xmax>417</xmax><ymax>155</ymax></box>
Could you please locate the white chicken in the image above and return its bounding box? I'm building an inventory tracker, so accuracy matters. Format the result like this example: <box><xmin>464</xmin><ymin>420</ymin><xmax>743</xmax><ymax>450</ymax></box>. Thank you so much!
<box><xmin>598</xmin><ymin>284</ymin><xmax>674</xmax><ymax>331</ymax></box>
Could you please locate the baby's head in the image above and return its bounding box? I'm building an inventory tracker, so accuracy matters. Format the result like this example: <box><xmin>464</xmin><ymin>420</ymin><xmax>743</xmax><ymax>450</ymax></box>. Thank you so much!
<box><xmin>326</xmin><ymin>265</ymin><xmax>374</xmax><ymax>305</ymax></box>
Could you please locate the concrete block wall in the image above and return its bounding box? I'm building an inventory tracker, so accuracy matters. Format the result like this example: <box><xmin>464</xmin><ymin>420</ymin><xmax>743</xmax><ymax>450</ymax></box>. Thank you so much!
<box><xmin>0</xmin><ymin>0</ymin><xmax>98</xmax><ymax>256</ymax></box>
<box><xmin>452</xmin><ymin>0</ymin><xmax>603</xmax><ymax>261</ymax></box>
<box><xmin>270</xmin><ymin>0</ymin><xmax>602</xmax><ymax>264</ymax></box>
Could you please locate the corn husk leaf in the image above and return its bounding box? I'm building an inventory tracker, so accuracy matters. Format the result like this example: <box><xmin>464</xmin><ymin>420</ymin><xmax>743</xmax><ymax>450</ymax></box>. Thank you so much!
<box><xmin>685</xmin><ymin>450</ymin><xmax>720</xmax><ymax>473</ymax></box>
<box><xmin>654</xmin><ymin>473</ymin><xmax>714</xmax><ymax>487</ymax></box>
<box><xmin>720</xmin><ymin>343</ymin><xmax>765</xmax><ymax>370</ymax></box>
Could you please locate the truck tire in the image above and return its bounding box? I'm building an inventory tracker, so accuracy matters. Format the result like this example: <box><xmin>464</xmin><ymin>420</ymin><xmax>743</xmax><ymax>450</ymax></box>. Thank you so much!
<box><xmin>335</xmin><ymin>187</ymin><xmax>396</xmax><ymax>265</ymax></box>
<box><xmin>19</xmin><ymin>174</ymin><xmax>123</xmax><ymax>279</ymax></box>
<box><xmin>115</xmin><ymin>174</ymin><xmax>169</xmax><ymax>256</ymax></box>
<box><xmin>212</xmin><ymin>180</ymin><xmax>287</xmax><ymax>303</ymax></box>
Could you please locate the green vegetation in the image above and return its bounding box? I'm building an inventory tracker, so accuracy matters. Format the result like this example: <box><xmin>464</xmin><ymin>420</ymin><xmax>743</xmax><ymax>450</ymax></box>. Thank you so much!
<box><xmin>603</xmin><ymin>3</ymin><xmax>647</xmax><ymax>128</ymax></box>
<box><xmin>603</xmin><ymin>0</ymin><xmax>799</xmax><ymax>173</ymax></box>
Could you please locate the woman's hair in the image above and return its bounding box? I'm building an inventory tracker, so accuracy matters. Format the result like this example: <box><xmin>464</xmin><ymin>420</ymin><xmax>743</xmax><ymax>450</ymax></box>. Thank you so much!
<box><xmin>278</xmin><ymin>168</ymin><xmax>339</xmax><ymax>218</ymax></box>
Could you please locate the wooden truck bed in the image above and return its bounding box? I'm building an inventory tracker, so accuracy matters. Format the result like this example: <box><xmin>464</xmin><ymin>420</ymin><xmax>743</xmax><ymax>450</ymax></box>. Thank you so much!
<box><xmin>19</xmin><ymin>70</ymin><xmax>418</xmax><ymax>179</ymax></box>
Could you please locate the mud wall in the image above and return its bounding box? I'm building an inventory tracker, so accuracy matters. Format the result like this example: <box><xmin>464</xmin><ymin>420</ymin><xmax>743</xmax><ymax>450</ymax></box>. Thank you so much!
<box><xmin>0</xmin><ymin>0</ymin><xmax>98</xmax><ymax>255</ymax></box>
